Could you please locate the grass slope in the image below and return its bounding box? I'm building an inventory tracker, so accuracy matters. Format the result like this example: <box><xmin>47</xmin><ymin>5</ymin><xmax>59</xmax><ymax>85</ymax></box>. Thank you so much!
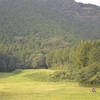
<box><xmin>0</xmin><ymin>69</ymin><xmax>100</xmax><ymax>100</ymax></box>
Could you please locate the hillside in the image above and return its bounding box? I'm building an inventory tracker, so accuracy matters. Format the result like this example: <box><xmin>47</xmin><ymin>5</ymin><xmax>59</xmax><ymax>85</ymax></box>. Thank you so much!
<box><xmin>0</xmin><ymin>0</ymin><xmax>100</xmax><ymax>72</ymax></box>
<box><xmin>0</xmin><ymin>0</ymin><xmax>100</xmax><ymax>44</ymax></box>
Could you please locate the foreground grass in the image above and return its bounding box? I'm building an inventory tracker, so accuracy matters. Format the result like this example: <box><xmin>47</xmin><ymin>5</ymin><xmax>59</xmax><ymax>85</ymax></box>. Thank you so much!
<box><xmin>0</xmin><ymin>69</ymin><xmax>100</xmax><ymax>100</ymax></box>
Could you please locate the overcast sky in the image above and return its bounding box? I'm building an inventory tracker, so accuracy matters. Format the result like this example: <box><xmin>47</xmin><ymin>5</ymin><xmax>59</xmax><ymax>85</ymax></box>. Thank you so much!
<box><xmin>75</xmin><ymin>0</ymin><xmax>100</xmax><ymax>6</ymax></box>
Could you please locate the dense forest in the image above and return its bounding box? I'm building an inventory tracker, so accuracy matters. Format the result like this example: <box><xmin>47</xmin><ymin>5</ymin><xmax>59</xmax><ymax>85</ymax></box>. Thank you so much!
<box><xmin>0</xmin><ymin>0</ymin><xmax>100</xmax><ymax>85</ymax></box>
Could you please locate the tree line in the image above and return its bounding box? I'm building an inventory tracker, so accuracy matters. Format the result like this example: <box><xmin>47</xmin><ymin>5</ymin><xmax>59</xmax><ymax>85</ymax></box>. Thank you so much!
<box><xmin>0</xmin><ymin>40</ymin><xmax>100</xmax><ymax>85</ymax></box>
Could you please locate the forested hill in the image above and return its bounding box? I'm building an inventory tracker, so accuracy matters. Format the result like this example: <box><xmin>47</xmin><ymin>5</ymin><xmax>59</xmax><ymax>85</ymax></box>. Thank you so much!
<box><xmin>0</xmin><ymin>0</ymin><xmax>100</xmax><ymax>73</ymax></box>
<box><xmin>0</xmin><ymin>0</ymin><xmax>100</xmax><ymax>44</ymax></box>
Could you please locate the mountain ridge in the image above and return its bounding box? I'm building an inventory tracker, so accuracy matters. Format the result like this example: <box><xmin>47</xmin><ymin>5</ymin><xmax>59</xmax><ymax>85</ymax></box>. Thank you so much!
<box><xmin>0</xmin><ymin>0</ymin><xmax>100</xmax><ymax>44</ymax></box>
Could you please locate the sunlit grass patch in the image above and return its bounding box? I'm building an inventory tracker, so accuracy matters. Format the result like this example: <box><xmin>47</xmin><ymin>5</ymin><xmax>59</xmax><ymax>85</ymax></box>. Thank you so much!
<box><xmin>0</xmin><ymin>69</ymin><xmax>100</xmax><ymax>100</ymax></box>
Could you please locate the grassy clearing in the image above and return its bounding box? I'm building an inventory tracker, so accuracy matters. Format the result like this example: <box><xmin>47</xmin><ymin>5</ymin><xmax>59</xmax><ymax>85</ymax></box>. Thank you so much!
<box><xmin>0</xmin><ymin>69</ymin><xmax>100</xmax><ymax>100</ymax></box>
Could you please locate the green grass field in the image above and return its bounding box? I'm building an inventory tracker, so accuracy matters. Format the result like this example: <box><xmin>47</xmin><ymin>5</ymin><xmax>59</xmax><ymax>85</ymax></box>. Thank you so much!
<box><xmin>0</xmin><ymin>69</ymin><xmax>100</xmax><ymax>100</ymax></box>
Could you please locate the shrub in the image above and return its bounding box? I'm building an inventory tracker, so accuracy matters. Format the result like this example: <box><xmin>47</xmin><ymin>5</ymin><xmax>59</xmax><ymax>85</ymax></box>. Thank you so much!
<box><xmin>12</xmin><ymin>69</ymin><xmax>22</xmax><ymax>74</ymax></box>
<box><xmin>78</xmin><ymin>62</ymin><xmax>100</xmax><ymax>85</ymax></box>
<box><xmin>48</xmin><ymin>70</ymin><xmax>71</xmax><ymax>82</ymax></box>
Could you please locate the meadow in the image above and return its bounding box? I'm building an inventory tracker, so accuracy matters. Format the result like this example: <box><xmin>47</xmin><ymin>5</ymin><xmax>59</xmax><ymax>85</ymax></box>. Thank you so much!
<box><xmin>0</xmin><ymin>69</ymin><xmax>100</xmax><ymax>100</ymax></box>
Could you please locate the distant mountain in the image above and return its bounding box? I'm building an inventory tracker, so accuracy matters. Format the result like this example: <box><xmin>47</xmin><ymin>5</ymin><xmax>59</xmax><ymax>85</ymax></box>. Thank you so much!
<box><xmin>0</xmin><ymin>0</ymin><xmax>100</xmax><ymax>45</ymax></box>
<box><xmin>0</xmin><ymin>0</ymin><xmax>100</xmax><ymax>72</ymax></box>
<box><xmin>47</xmin><ymin>0</ymin><xmax>100</xmax><ymax>20</ymax></box>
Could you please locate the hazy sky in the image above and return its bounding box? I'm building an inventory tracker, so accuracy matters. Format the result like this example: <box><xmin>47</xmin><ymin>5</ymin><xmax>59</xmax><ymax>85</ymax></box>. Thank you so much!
<box><xmin>75</xmin><ymin>0</ymin><xmax>100</xmax><ymax>6</ymax></box>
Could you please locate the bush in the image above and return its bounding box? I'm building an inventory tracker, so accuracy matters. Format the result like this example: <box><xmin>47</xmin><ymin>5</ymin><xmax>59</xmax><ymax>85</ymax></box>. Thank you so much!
<box><xmin>78</xmin><ymin>62</ymin><xmax>100</xmax><ymax>85</ymax></box>
<box><xmin>12</xmin><ymin>69</ymin><xmax>22</xmax><ymax>74</ymax></box>
<box><xmin>48</xmin><ymin>70</ymin><xmax>71</xmax><ymax>82</ymax></box>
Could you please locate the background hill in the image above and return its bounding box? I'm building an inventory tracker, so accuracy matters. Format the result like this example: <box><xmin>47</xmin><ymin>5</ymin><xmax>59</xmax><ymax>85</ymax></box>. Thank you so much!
<box><xmin>0</xmin><ymin>0</ymin><xmax>100</xmax><ymax>73</ymax></box>
<box><xmin>0</xmin><ymin>0</ymin><xmax>100</xmax><ymax>44</ymax></box>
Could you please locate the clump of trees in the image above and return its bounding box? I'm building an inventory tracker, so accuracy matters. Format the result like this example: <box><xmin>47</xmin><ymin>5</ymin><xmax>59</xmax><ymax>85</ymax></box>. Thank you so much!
<box><xmin>75</xmin><ymin>40</ymin><xmax>100</xmax><ymax>85</ymax></box>
<box><xmin>46</xmin><ymin>40</ymin><xmax>100</xmax><ymax>84</ymax></box>
<box><xmin>0</xmin><ymin>53</ymin><xmax>19</xmax><ymax>72</ymax></box>
<box><xmin>29</xmin><ymin>54</ymin><xmax>47</xmax><ymax>69</ymax></box>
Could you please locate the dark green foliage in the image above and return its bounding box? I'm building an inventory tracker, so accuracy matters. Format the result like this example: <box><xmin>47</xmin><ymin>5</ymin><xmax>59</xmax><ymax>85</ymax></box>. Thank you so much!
<box><xmin>74</xmin><ymin>40</ymin><xmax>100</xmax><ymax>69</ymax></box>
<box><xmin>0</xmin><ymin>53</ymin><xmax>19</xmax><ymax>72</ymax></box>
<box><xmin>48</xmin><ymin>70</ymin><xmax>71</xmax><ymax>82</ymax></box>
<box><xmin>46</xmin><ymin>48</ymin><xmax>70</xmax><ymax>69</ymax></box>
<box><xmin>29</xmin><ymin>54</ymin><xmax>47</xmax><ymax>69</ymax></box>
<box><xmin>75</xmin><ymin>41</ymin><xmax>91</xmax><ymax>68</ymax></box>
<box><xmin>78</xmin><ymin>62</ymin><xmax>100</xmax><ymax>85</ymax></box>
<box><xmin>88</xmin><ymin>40</ymin><xmax>100</xmax><ymax>64</ymax></box>
<box><xmin>46</xmin><ymin>40</ymin><xmax>100</xmax><ymax>84</ymax></box>
<box><xmin>75</xmin><ymin>40</ymin><xmax>100</xmax><ymax>85</ymax></box>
